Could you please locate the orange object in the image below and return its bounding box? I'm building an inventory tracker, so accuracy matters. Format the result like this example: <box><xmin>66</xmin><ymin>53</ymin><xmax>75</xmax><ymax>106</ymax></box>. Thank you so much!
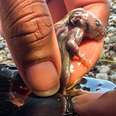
<box><xmin>66</xmin><ymin>38</ymin><xmax>103</xmax><ymax>90</ymax></box>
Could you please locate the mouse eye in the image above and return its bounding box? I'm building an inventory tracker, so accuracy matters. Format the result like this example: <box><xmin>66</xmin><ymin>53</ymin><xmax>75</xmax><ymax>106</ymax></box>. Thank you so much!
<box><xmin>95</xmin><ymin>20</ymin><xmax>101</xmax><ymax>27</ymax></box>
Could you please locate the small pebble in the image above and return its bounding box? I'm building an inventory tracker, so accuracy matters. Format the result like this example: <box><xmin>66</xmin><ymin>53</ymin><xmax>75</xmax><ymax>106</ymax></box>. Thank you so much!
<box><xmin>98</xmin><ymin>65</ymin><xmax>110</xmax><ymax>73</ymax></box>
<box><xmin>96</xmin><ymin>73</ymin><xmax>109</xmax><ymax>80</ymax></box>
<box><xmin>0</xmin><ymin>43</ymin><xmax>5</xmax><ymax>50</ymax></box>
<box><xmin>110</xmin><ymin>73</ymin><xmax>116</xmax><ymax>83</ymax></box>
<box><xmin>110</xmin><ymin>64</ymin><xmax>116</xmax><ymax>71</ymax></box>
<box><xmin>0</xmin><ymin>56</ymin><xmax>4</xmax><ymax>61</ymax></box>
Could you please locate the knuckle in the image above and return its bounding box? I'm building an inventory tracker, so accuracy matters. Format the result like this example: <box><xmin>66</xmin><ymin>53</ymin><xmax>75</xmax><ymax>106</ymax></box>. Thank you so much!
<box><xmin>2</xmin><ymin>0</ymin><xmax>52</xmax><ymax>39</ymax></box>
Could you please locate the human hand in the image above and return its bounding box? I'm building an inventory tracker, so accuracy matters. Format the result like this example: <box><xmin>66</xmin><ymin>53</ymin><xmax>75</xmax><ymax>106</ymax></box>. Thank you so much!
<box><xmin>71</xmin><ymin>90</ymin><xmax>103</xmax><ymax>106</ymax></box>
<box><xmin>0</xmin><ymin>0</ymin><xmax>61</xmax><ymax>97</ymax></box>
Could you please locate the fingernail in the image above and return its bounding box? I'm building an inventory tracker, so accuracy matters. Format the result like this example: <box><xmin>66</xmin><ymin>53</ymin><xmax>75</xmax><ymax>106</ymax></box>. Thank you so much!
<box><xmin>25</xmin><ymin>61</ymin><xmax>60</xmax><ymax>96</ymax></box>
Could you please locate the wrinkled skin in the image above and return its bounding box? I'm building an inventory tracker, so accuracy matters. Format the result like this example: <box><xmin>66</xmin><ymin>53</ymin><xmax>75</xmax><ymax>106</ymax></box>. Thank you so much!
<box><xmin>54</xmin><ymin>8</ymin><xmax>105</xmax><ymax>93</ymax></box>
<box><xmin>55</xmin><ymin>8</ymin><xmax>106</xmax><ymax>57</ymax></box>
<box><xmin>0</xmin><ymin>0</ymin><xmax>62</xmax><ymax>97</ymax></box>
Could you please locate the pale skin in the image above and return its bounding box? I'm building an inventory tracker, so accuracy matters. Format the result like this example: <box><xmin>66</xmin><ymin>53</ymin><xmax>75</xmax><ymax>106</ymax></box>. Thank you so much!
<box><xmin>0</xmin><ymin>0</ymin><xmax>116</xmax><ymax>116</ymax></box>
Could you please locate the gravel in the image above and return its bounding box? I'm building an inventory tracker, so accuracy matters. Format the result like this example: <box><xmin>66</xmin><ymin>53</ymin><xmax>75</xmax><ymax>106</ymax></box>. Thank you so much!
<box><xmin>96</xmin><ymin>73</ymin><xmax>109</xmax><ymax>80</ymax></box>
<box><xmin>87</xmin><ymin>1</ymin><xmax>116</xmax><ymax>83</ymax></box>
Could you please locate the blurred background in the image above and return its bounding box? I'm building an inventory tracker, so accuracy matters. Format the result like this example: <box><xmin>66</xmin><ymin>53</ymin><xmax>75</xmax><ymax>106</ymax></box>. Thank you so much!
<box><xmin>0</xmin><ymin>0</ymin><xmax>115</xmax><ymax>83</ymax></box>
<box><xmin>86</xmin><ymin>0</ymin><xmax>116</xmax><ymax>83</ymax></box>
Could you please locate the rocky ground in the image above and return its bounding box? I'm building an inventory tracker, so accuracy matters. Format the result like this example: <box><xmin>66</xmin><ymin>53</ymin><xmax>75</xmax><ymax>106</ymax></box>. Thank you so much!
<box><xmin>0</xmin><ymin>1</ymin><xmax>115</xmax><ymax>83</ymax></box>
<box><xmin>87</xmin><ymin>0</ymin><xmax>116</xmax><ymax>83</ymax></box>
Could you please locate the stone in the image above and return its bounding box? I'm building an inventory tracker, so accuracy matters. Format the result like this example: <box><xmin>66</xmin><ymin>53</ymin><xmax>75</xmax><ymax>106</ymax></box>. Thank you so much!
<box><xmin>0</xmin><ymin>43</ymin><xmax>5</xmax><ymax>50</ymax></box>
<box><xmin>113</xmin><ymin>57</ymin><xmax>116</xmax><ymax>61</ymax></box>
<box><xmin>110</xmin><ymin>73</ymin><xmax>116</xmax><ymax>83</ymax></box>
<box><xmin>96</xmin><ymin>73</ymin><xmax>109</xmax><ymax>80</ymax></box>
<box><xmin>96</xmin><ymin>65</ymin><xmax>110</xmax><ymax>73</ymax></box>
<box><xmin>104</xmin><ymin>37</ymin><xmax>110</xmax><ymax>44</ymax></box>
<box><xmin>100</xmin><ymin>66</ymin><xmax>110</xmax><ymax>73</ymax></box>
<box><xmin>110</xmin><ymin>64</ymin><xmax>116</xmax><ymax>71</ymax></box>
<box><xmin>0</xmin><ymin>56</ymin><xmax>4</xmax><ymax>61</ymax></box>
<box><xmin>109</xmin><ymin>36</ymin><xmax>116</xmax><ymax>43</ymax></box>
<box><xmin>7</xmin><ymin>54</ymin><xmax>12</xmax><ymax>60</ymax></box>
